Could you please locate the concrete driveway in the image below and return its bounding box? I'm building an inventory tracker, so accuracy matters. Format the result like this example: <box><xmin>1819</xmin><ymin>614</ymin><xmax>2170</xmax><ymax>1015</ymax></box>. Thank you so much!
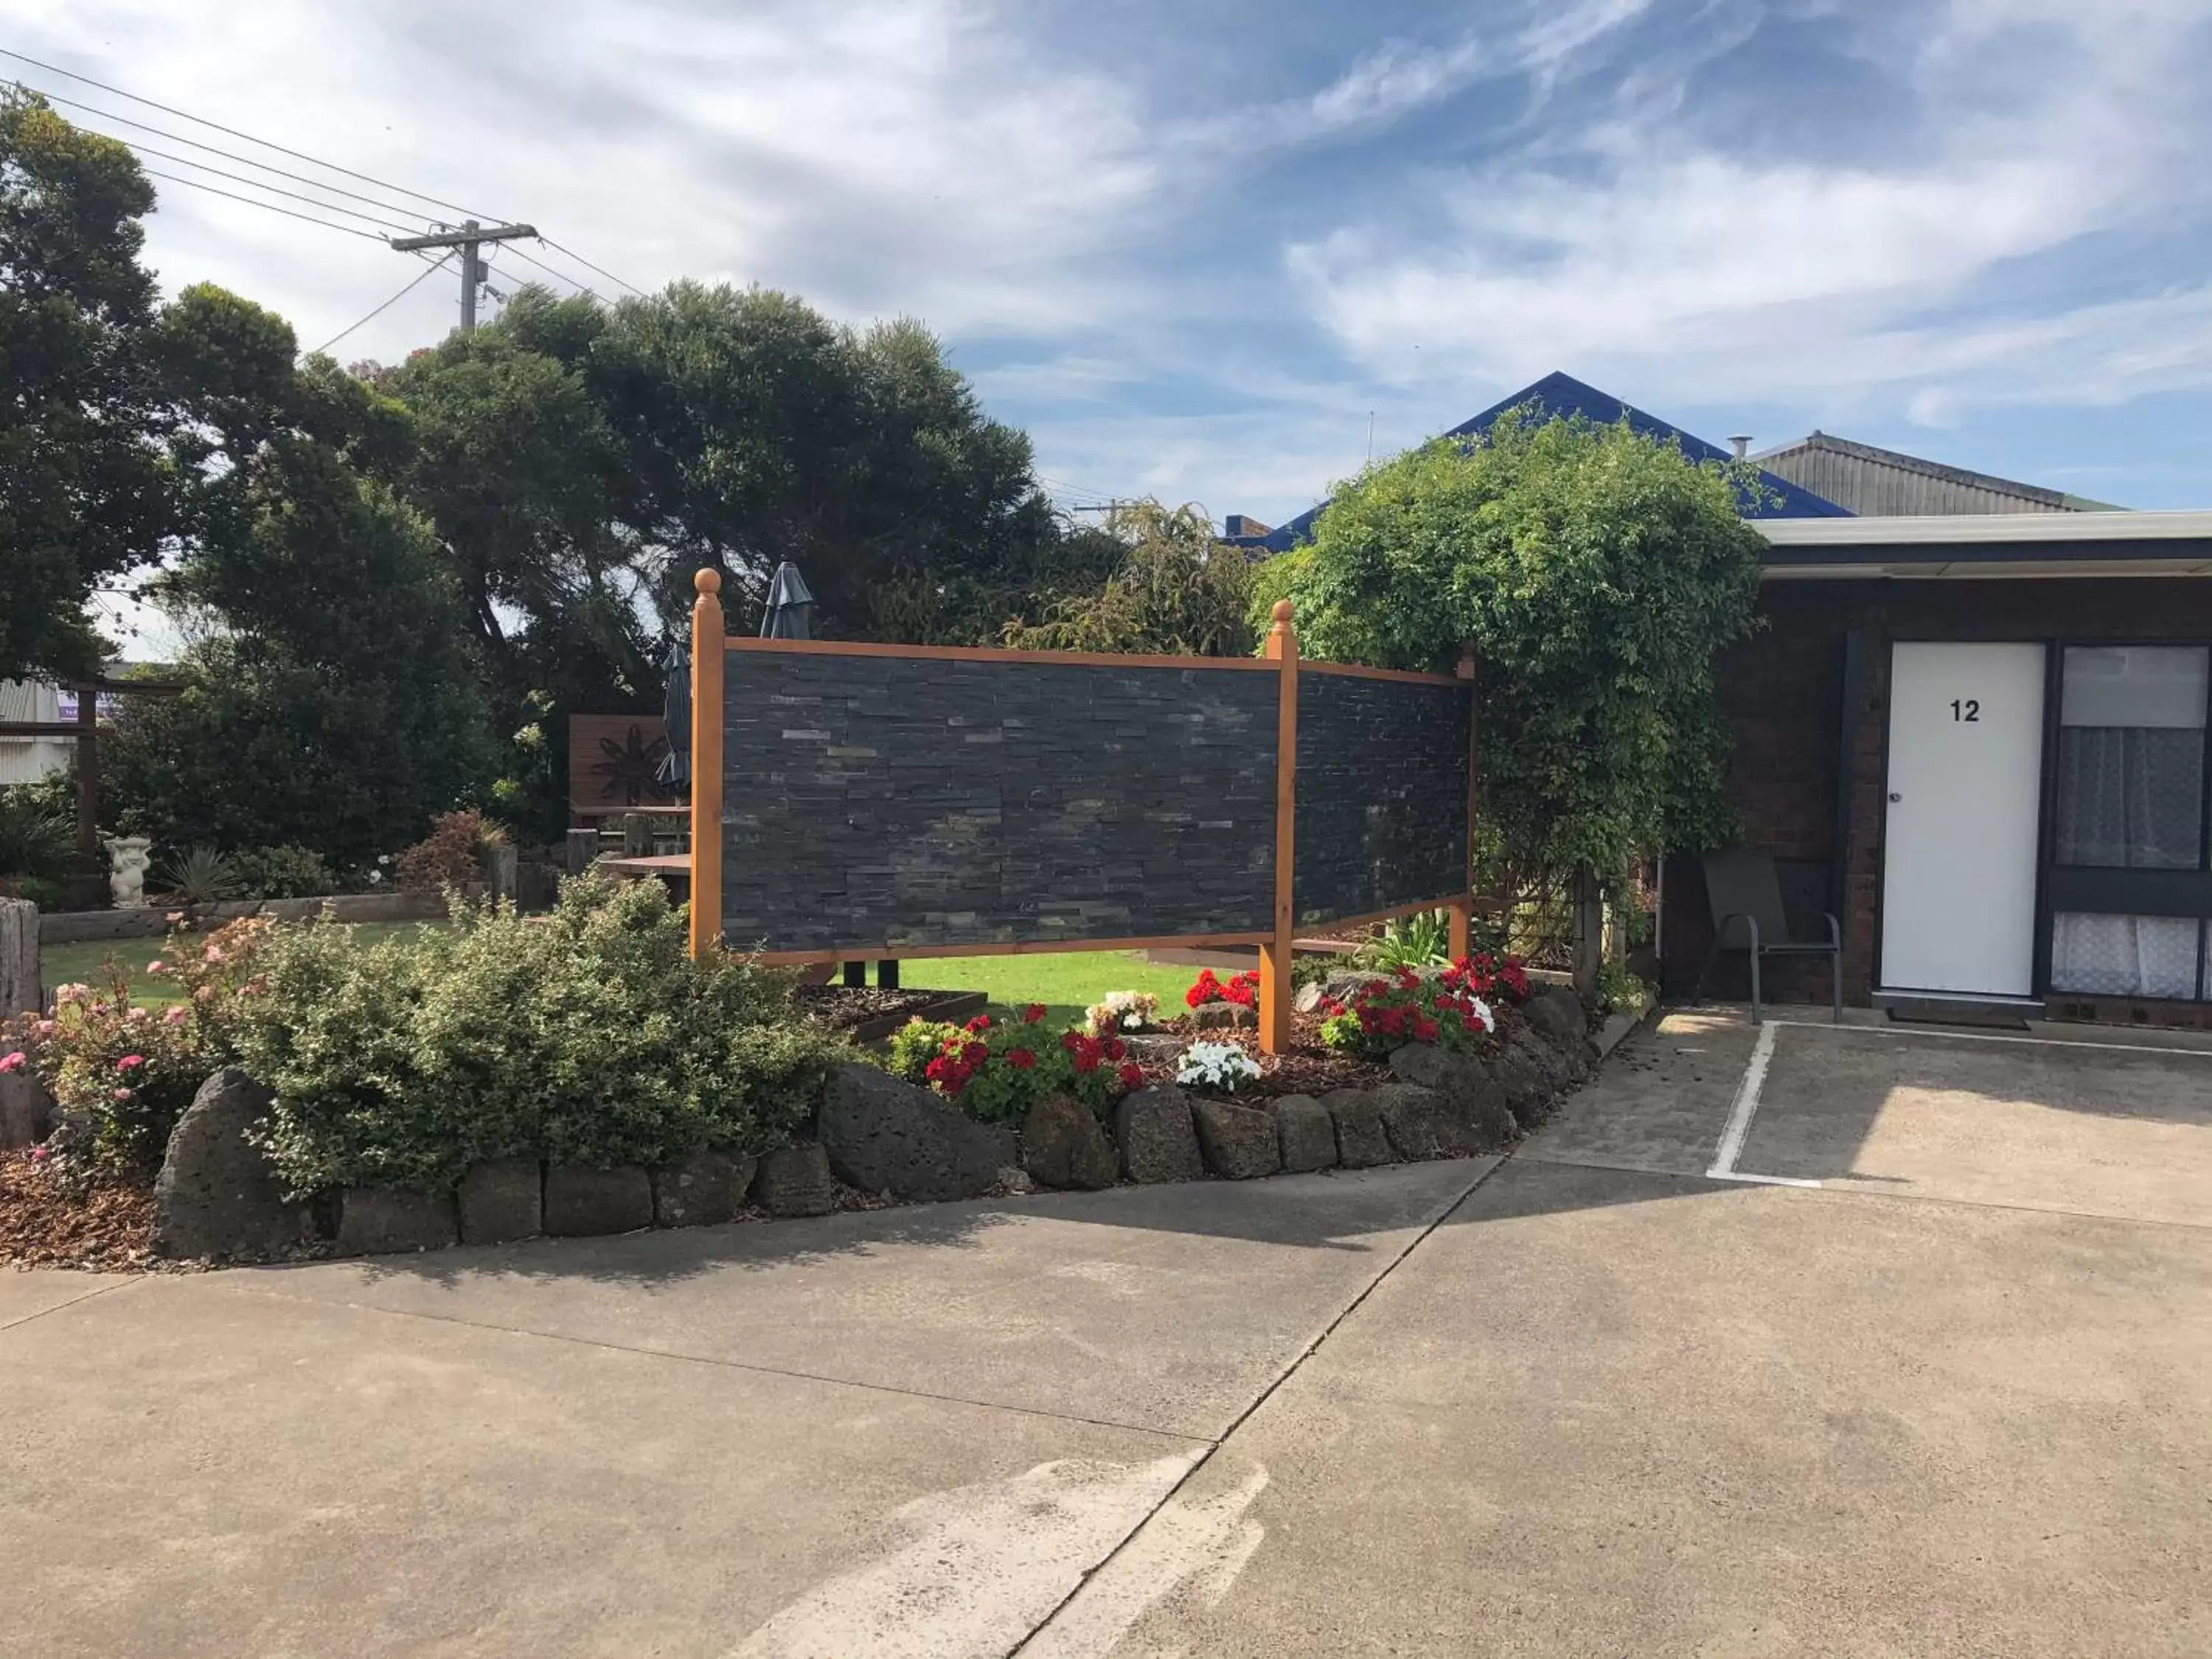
<box><xmin>6</xmin><ymin>1015</ymin><xmax>2210</xmax><ymax>1656</ymax></box>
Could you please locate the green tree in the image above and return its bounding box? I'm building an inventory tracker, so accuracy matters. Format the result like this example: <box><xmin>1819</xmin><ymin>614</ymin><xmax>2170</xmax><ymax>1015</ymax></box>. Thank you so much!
<box><xmin>0</xmin><ymin>90</ymin><xmax>167</xmax><ymax>681</ymax></box>
<box><xmin>1005</xmin><ymin>501</ymin><xmax>1257</xmax><ymax>656</ymax></box>
<box><xmin>105</xmin><ymin>298</ymin><xmax>491</xmax><ymax>865</ymax></box>
<box><xmin>1265</xmin><ymin>412</ymin><xmax>1766</xmax><ymax>891</ymax></box>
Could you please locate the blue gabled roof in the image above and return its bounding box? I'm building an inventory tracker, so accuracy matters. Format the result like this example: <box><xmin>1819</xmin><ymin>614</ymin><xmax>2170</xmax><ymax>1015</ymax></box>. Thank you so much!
<box><xmin>1231</xmin><ymin>370</ymin><xmax>1851</xmax><ymax>554</ymax></box>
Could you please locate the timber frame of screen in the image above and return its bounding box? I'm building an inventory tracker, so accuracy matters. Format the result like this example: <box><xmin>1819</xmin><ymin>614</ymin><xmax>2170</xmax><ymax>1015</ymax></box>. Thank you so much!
<box><xmin>684</xmin><ymin>569</ymin><xmax>1479</xmax><ymax>1052</ymax></box>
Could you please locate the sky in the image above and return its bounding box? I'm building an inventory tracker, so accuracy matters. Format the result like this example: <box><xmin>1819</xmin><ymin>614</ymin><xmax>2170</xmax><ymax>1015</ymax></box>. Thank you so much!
<box><xmin>14</xmin><ymin>0</ymin><xmax>2212</xmax><ymax>551</ymax></box>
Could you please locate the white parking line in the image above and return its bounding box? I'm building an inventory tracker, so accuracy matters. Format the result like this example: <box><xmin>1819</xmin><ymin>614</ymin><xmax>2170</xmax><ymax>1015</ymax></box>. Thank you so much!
<box><xmin>1705</xmin><ymin>1020</ymin><xmax>1823</xmax><ymax>1188</ymax></box>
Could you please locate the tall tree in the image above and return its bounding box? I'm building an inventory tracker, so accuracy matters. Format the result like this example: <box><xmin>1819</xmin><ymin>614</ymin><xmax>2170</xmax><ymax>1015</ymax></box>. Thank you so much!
<box><xmin>1004</xmin><ymin>501</ymin><xmax>1256</xmax><ymax>657</ymax></box>
<box><xmin>105</xmin><ymin>298</ymin><xmax>491</xmax><ymax>864</ymax></box>
<box><xmin>0</xmin><ymin>89</ymin><xmax>167</xmax><ymax>681</ymax></box>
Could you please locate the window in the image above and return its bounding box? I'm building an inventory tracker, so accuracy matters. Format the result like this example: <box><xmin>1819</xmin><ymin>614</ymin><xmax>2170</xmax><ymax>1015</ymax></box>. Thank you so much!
<box><xmin>2048</xmin><ymin>646</ymin><xmax>2210</xmax><ymax>1001</ymax></box>
<box><xmin>2053</xmin><ymin>647</ymin><xmax>2206</xmax><ymax>869</ymax></box>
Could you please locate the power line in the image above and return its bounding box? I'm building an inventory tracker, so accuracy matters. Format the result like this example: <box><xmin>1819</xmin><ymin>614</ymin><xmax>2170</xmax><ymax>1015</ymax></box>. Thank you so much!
<box><xmin>312</xmin><ymin>253</ymin><xmax>454</xmax><ymax>354</ymax></box>
<box><xmin>21</xmin><ymin>86</ymin><xmax>443</xmax><ymax>226</ymax></box>
<box><xmin>501</xmin><ymin>241</ymin><xmax>604</xmax><ymax>301</ymax></box>
<box><xmin>137</xmin><ymin>167</ymin><xmax>390</xmax><ymax>241</ymax></box>
<box><xmin>0</xmin><ymin>46</ymin><xmax>498</xmax><ymax>220</ymax></box>
<box><xmin>102</xmin><ymin>135</ymin><xmax>422</xmax><ymax>234</ymax></box>
<box><xmin>540</xmin><ymin>237</ymin><xmax>645</xmax><ymax>296</ymax></box>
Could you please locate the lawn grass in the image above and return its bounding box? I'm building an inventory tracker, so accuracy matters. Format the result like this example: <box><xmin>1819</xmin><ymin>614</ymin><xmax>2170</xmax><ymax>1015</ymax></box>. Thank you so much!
<box><xmin>891</xmin><ymin>950</ymin><xmax>1211</xmax><ymax>1031</ymax></box>
<box><xmin>39</xmin><ymin>922</ymin><xmax>442</xmax><ymax>1006</ymax></box>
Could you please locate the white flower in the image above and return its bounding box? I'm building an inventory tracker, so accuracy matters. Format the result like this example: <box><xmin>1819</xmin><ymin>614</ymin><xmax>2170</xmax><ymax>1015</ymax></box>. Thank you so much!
<box><xmin>367</xmin><ymin>870</ymin><xmax>383</xmax><ymax>884</ymax></box>
<box><xmin>1469</xmin><ymin>996</ymin><xmax>1495</xmax><ymax>1032</ymax></box>
<box><xmin>1175</xmin><ymin>1039</ymin><xmax>1262</xmax><ymax>1094</ymax></box>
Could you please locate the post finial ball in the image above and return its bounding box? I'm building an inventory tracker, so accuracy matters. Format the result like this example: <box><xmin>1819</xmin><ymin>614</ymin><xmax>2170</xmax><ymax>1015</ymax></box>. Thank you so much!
<box><xmin>1271</xmin><ymin>599</ymin><xmax>1294</xmax><ymax>625</ymax></box>
<box><xmin>695</xmin><ymin>568</ymin><xmax>721</xmax><ymax>596</ymax></box>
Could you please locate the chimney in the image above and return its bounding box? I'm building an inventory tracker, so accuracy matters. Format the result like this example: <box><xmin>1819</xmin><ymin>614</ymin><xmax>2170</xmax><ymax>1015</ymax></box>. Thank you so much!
<box><xmin>1729</xmin><ymin>436</ymin><xmax>1752</xmax><ymax>459</ymax></box>
<box><xmin>1223</xmin><ymin>514</ymin><xmax>1272</xmax><ymax>538</ymax></box>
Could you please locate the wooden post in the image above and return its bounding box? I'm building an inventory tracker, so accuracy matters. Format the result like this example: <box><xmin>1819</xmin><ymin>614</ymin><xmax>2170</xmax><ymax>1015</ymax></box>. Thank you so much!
<box><xmin>1259</xmin><ymin>599</ymin><xmax>1298</xmax><ymax>1055</ymax></box>
<box><xmin>687</xmin><ymin>569</ymin><xmax>726</xmax><ymax>961</ymax></box>
<box><xmin>1448</xmin><ymin>644</ymin><xmax>1479</xmax><ymax>963</ymax></box>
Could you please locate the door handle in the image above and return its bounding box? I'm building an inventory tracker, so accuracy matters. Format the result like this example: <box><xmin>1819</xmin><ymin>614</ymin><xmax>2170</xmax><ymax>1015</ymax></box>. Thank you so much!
<box><xmin>1889</xmin><ymin>792</ymin><xmax>1902</xmax><ymax>802</ymax></box>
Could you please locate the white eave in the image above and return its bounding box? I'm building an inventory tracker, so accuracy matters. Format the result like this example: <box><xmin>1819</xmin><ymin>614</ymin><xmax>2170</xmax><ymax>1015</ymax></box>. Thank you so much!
<box><xmin>1756</xmin><ymin>509</ymin><xmax>2212</xmax><ymax>579</ymax></box>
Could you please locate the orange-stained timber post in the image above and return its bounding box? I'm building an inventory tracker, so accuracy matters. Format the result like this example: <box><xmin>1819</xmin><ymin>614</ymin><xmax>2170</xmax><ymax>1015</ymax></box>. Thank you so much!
<box><xmin>1447</xmin><ymin>644</ymin><xmax>1479</xmax><ymax>964</ymax></box>
<box><xmin>1259</xmin><ymin>599</ymin><xmax>1298</xmax><ymax>1054</ymax></box>
<box><xmin>688</xmin><ymin>569</ymin><xmax>726</xmax><ymax>961</ymax></box>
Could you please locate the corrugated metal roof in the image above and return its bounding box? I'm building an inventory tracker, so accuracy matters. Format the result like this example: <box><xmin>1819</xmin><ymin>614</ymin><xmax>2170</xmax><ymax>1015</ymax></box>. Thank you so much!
<box><xmin>1233</xmin><ymin>370</ymin><xmax>1851</xmax><ymax>553</ymax></box>
<box><xmin>1749</xmin><ymin>431</ymin><xmax>2114</xmax><ymax>516</ymax></box>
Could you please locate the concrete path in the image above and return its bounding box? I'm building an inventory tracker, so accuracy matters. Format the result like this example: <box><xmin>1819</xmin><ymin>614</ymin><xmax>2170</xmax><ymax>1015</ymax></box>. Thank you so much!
<box><xmin>7</xmin><ymin>1015</ymin><xmax>2211</xmax><ymax>1655</ymax></box>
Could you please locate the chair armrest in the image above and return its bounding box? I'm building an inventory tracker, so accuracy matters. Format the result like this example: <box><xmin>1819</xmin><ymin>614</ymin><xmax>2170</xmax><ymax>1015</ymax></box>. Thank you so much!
<box><xmin>1719</xmin><ymin>911</ymin><xmax>1761</xmax><ymax>953</ymax></box>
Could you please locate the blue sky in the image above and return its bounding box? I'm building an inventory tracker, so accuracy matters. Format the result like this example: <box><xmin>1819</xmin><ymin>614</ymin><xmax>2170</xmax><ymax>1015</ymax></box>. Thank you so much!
<box><xmin>16</xmin><ymin>0</ymin><xmax>2212</xmax><ymax>530</ymax></box>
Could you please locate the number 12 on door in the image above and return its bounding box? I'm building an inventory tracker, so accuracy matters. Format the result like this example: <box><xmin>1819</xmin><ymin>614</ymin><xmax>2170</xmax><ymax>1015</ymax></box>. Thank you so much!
<box><xmin>1950</xmin><ymin>698</ymin><xmax>1980</xmax><ymax>722</ymax></box>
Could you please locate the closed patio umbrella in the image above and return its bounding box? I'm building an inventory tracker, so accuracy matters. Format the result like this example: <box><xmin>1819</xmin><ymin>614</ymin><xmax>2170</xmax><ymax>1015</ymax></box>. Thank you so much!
<box><xmin>656</xmin><ymin>636</ymin><xmax>690</xmax><ymax>790</ymax></box>
<box><xmin>760</xmin><ymin>561</ymin><xmax>815</xmax><ymax>639</ymax></box>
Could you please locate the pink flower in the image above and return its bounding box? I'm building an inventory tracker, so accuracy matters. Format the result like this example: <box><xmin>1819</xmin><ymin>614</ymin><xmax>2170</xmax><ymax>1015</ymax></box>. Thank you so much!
<box><xmin>0</xmin><ymin>1051</ymin><xmax>24</xmax><ymax>1074</ymax></box>
<box><xmin>162</xmin><ymin>1006</ymin><xmax>190</xmax><ymax>1025</ymax></box>
<box><xmin>52</xmin><ymin>982</ymin><xmax>88</xmax><ymax>1004</ymax></box>
<box><xmin>145</xmin><ymin>959</ymin><xmax>167</xmax><ymax>975</ymax></box>
<box><xmin>202</xmin><ymin>944</ymin><xmax>224</xmax><ymax>964</ymax></box>
<box><xmin>111</xmin><ymin>1087</ymin><xmax>133</xmax><ymax>1102</ymax></box>
<box><xmin>27</xmin><ymin>1144</ymin><xmax>46</xmax><ymax>1163</ymax></box>
<box><xmin>116</xmin><ymin>1054</ymin><xmax>147</xmax><ymax>1071</ymax></box>
<box><xmin>30</xmin><ymin>1020</ymin><xmax>55</xmax><ymax>1038</ymax></box>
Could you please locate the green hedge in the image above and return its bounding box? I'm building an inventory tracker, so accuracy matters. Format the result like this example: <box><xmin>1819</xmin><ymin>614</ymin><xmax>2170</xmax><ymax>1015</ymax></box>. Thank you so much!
<box><xmin>226</xmin><ymin>877</ymin><xmax>853</xmax><ymax>1193</ymax></box>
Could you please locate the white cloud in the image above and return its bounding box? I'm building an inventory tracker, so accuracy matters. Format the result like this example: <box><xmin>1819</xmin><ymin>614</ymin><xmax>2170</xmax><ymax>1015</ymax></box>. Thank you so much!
<box><xmin>1288</xmin><ymin>0</ymin><xmax>2212</xmax><ymax>421</ymax></box>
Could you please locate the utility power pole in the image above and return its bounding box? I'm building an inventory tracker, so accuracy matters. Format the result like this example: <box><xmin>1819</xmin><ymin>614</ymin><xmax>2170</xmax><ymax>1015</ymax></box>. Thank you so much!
<box><xmin>389</xmin><ymin>219</ymin><xmax>538</xmax><ymax>330</ymax></box>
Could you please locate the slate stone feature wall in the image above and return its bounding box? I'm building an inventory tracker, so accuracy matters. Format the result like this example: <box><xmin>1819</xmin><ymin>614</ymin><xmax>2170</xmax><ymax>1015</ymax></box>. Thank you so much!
<box><xmin>720</xmin><ymin>653</ymin><xmax>1278</xmax><ymax>953</ymax></box>
<box><xmin>1293</xmin><ymin>670</ymin><xmax>1470</xmax><ymax>926</ymax></box>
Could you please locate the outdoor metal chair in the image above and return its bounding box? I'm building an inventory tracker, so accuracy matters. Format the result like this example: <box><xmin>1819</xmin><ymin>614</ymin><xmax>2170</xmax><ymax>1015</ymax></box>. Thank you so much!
<box><xmin>1694</xmin><ymin>849</ymin><xmax>1841</xmax><ymax>1023</ymax></box>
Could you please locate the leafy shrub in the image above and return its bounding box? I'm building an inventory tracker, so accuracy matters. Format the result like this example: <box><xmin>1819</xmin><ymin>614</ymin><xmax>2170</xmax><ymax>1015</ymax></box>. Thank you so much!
<box><xmin>1183</xmin><ymin>967</ymin><xmax>1258</xmax><ymax>1011</ymax></box>
<box><xmin>158</xmin><ymin>844</ymin><xmax>242</xmax><ymax>904</ymax></box>
<box><xmin>1318</xmin><ymin>963</ymin><xmax>1498</xmax><ymax>1060</ymax></box>
<box><xmin>894</xmin><ymin>1008</ymin><xmax>1142</xmax><ymax>1124</ymax></box>
<box><xmin>225</xmin><ymin>876</ymin><xmax>849</xmax><ymax>1192</ymax></box>
<box><xmin>1596</xmin><ymin>959</ymin><xmax>1652</xmax><ymax>1018</ymax></box>
<box><xmin>2</xmin><ymin>918</ymin><xmax>273</xmax><ymax>1176</ymax></box>
<box><xmin>392</xmin><ymin>809</ymin><xmax>507</xmax><ymax>891</ymax></box>
<box><xmin>1175</xmin><ymin>1040</ymin><xmax>1260</xmax><ymax>1095</ymax></box>
<box><xmin>0</xmin><ymin>779</ymin><xmax>73</xmax><ymax>883</ymax></box>
<box><xmin>229</xmin><ymin>844</ymin><xmax>337</xmax><ymax>899</ymax></box>
<box><xmin>1357</xmin><ymin>909</ymin><xmax>1453</xmax><ymax>973</ymax></box>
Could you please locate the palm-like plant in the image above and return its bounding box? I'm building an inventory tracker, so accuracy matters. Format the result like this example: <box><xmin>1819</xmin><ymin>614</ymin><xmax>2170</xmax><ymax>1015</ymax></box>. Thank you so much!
<box><xmin>159</xmin><ymin>845</ymin><xmax>243</xmax><ymax>905</ymax></box>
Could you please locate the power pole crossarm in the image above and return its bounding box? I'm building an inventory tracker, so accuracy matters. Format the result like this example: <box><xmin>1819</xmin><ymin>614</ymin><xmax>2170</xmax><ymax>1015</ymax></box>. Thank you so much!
<box><xmin>389</xmin><ymin>220</ymin><xmax>538</xmax><ymax>330</ymax></box>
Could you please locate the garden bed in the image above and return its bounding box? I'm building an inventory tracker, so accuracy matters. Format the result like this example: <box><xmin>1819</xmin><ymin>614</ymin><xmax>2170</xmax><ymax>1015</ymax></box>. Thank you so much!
<box><xmin>790</xmin><ymin>984</ymin><xmax>989</xmax><ymax>1042</ymax></box>
<box><xmin>0</xmin><ymin>1152</ymin><xmax>159</xmax><ymax>1271</ymax></box>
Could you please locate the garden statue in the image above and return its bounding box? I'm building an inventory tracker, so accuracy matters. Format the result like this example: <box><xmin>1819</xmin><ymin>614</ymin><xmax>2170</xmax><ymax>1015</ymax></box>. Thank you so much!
<box><xmin>103</xmin><ymin>835</ymin><xmax>153</xmax><ymax>909</ymax></box>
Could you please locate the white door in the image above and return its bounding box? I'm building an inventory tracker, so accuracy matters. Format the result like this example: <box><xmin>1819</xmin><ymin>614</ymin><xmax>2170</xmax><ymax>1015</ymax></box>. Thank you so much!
<box><xmin>1879</xmin><ymin>642</ymin><xmax>2046</xmax><ymax>996</ymax></box>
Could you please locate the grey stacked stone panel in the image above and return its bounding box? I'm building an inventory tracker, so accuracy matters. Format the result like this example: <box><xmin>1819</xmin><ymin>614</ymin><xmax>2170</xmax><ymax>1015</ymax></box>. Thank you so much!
<box><xmin>1292</xmin><ymin>670</ymin><xmax>1471</xmax><ymax>926</ymax></box>
<box><xmin>720</xmin><ymin>653</ymin><xmax>1279</xmax><ymax>953</ymax></box>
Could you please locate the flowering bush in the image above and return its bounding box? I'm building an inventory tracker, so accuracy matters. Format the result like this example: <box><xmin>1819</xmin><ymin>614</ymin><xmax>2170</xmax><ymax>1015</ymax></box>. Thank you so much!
<box><xmin>1175</xmin><ymin>1040</ymin><xmax>1261</xmax><ymax>1095</ymax></box>
<box><xmin>1317</xmin><ymin>961</ymin><xmax>1498</xmax><ymax>1060</ymax></box>
<box><xmin>891</xmin><ymin>1009</ymin><xmax>1144</xmax><ymax>1123</ymax></box>
<box><xmin>1184</xmin><ymin>967</ymin><xmax>1259</xmax><ymax>1010</ymax></box>
<box><xmin>1</xmin><ymin>917</ymin><xmax>275</xmax><ymax>1176</ymax></box>
<box><xmin>1083</xmin><ymin>990</ymin><xmax>1161</xmax><ymax>1037</ymax></box>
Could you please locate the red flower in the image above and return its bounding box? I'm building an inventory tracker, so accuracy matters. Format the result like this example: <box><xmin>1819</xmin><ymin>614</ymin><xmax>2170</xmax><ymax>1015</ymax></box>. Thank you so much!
<box><xmin>1106</xmin><ymin>1037</ymin><xmax>1126</xmax><ymax>1061</ymax></box>
<box><xmin>961</xmin><ymin>1041</ymin><xmax>988</xmax><ymax>1067</ymax></box>
<box><xmin>116</xmin><ymin>1054</ymin><xmax>147</xmax><ymax>1071</ymax></box>
<box><xmin>1022</xmin><ymin>1003</ymin><xmax>1048</xmax><ymax>1024</ymax></box>
<box><xmin>964</xmin><ymin>1015</ymin><xmax>992</xmax><ymax>1034</ymax></box>
<box><xmin>1461</xmin><ymin>1013</ymin><xmax>1484</xmax><ymax>1034</ymax></box>
<box><xmin>1117</xmin><ymin>1062</ymin><xmax>1146</xmax><ymax>1090</ymax></box>
<box><xmin>1060</xmin><ymin>1029</ymin><xmax>1084</xmax><ymax>1052</ymax></box>
<box><xmin>1411</xmin><ymin>1015</ymin><xmax>1439</xmax><ymax>1043</ymax></box>
<box><xmin>1006</xmin><ymin>1047</ymin><xmax>1037</xmax><ymax>1070</ymax></box>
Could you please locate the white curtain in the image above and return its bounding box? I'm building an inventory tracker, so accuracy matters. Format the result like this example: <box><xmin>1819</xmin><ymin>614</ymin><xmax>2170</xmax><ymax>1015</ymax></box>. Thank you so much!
<box><xmin>2050</xmin><ymin>912</ymin><xmax>2201</xmax><ymax>999</ymax></box>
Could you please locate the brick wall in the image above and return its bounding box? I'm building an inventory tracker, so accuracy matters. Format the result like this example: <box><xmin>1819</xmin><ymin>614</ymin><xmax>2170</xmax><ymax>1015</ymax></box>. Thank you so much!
<box><xmin>1665</xmin><ymin>577</ymin><xmax>2212</xmax><ymax>1005</ymax></box>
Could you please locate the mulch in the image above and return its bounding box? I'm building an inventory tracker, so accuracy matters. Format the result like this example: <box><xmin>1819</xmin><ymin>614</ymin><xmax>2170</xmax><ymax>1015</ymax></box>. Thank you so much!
<box><xmin>0</xmin><ymin>1151</ymin><xmax>168</xmax><ymax>1273</ymax></box>
<box><xmin>1124</xmin><ymin>1010</ymin><xmax>1396</xmax><ymax>1099</ymax></box>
